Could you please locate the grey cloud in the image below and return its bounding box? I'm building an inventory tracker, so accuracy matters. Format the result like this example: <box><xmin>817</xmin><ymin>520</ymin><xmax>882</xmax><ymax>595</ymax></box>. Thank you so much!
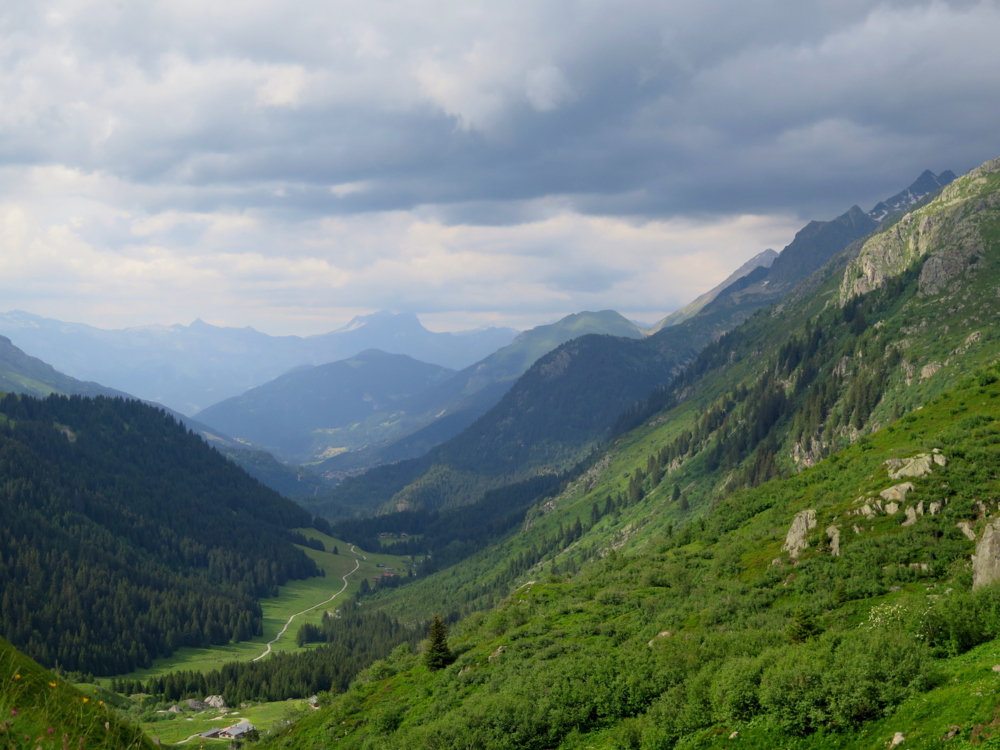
<box><xmin>3</xmin><ymin>0</ymin><xmax>999</xmax><ymax>226</ymax></box>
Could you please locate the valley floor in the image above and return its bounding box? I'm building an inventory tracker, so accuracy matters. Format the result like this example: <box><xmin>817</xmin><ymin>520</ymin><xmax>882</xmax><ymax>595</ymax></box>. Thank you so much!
<box><xmin>119</xmin><ymin>534</ymin><xmax>412</xmax><ymax>680</ymax></box>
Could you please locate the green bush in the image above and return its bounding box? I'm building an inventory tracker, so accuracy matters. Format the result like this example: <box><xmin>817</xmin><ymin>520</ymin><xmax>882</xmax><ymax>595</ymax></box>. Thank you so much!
<box><xmin>710</xmin><ymin>656</ymin><xmax>764</xmax><ymax>722</ymax></box>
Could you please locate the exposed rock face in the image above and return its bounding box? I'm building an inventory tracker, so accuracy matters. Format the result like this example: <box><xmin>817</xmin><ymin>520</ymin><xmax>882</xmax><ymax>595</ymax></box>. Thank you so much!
<box><xmin>783</xmin><ymin>510</ymin><xmax>817</xmax><ymax>558</ymax></box>
<box><xmin>839</xmin><ymin>157</ymin><xmax>1000</xmax><ymax>304</ymax></box>
<box><xmin>167</xmin><ymin>705</ymin><xmax>185</xmax><ymax>714</ymax></box>
<box><xmin>185</xmin><ymin>699</ymin><xmax>208</xmax><ymax>710</ymax></box>
<box><xmin>973</xmin><ymin>519</ymin><xmax>1000</xmax><ymax>589</ymax></box>
<box><xmin>920</xmin><ymin>363</ymin><xmax>943</xmax><ymax>380</ymax></box>
<box><xmin>826</xmin><ymin>525</ymin><xmax>841</xmax><ymax>556</ymax></box>
<box><xmin>902</xmin><ymin>506</ymin><xmax>918</xmax><ymax>527</ymax></box>
<box><xmin>885</xmin><ymin>453</ymin><xmax>945</xmax><ymax>479</ymax></box>
<box><xmin>929</xmin><ymin>501</ymin><xmax>942</xmax><ymax>515</ymax></box>
<box><xmin>204</xmin><ymin>695</ymin><xmax>227</xmax><ymax>709</ymax></box>
<box><xmin>880</xmin><ymin>483</ymin><xmax>915</xmax><ymax>502</ymax></box>
<box><xmin>958</xmin><ymin>520</ymin><xmax>976</xmax><ymax>541</ymax></box>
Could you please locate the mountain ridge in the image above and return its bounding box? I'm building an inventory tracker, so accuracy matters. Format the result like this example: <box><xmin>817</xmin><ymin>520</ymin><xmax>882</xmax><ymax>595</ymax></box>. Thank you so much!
<box><xmin>0</xmin><ymin>310</ymin><xmax>518</xmax><ymax>415</ymax></box>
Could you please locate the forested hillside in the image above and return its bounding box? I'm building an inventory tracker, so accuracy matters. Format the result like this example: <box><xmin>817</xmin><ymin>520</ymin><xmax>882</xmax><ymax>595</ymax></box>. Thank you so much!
<box><xmin>0</xmin><ymin>394</ymin><xmax>319</xmax><ymax>675</ymax></box>
<box><xmin>261</xmin><ymin>157</ymin><xmax>1000</xmax><ymax>750</ymax></box>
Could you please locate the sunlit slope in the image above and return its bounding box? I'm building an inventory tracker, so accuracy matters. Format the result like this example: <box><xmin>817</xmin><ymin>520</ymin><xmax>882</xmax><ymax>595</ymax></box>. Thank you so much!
<box><xmin>263</xmin><ymin>356</ymin><xmax>1000</xmax><ymax>750</ymax></box>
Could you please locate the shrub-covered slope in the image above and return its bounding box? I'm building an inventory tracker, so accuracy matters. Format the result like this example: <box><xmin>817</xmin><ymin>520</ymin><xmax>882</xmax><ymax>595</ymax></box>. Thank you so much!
<box><xmin>263</xmin><ymin>362</ymin><xmax>1000</xmax><ymax>750</ymax></box>
<box><xmin>0</xmin><ymin>393</ymin><xmax>319</xmax><ymax>676</ymax></box>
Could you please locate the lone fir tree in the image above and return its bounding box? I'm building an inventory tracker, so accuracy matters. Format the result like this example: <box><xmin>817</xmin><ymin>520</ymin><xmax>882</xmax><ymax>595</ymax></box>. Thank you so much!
<box><xmin>424</xmin><ymin>614</ymin><xmax>452</xmax><ymax>670</ymax></box>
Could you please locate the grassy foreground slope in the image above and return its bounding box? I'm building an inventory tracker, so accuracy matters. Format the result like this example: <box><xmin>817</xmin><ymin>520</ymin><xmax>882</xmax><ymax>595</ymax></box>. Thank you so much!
<box><xmin>0</xmin><ymin>637</ymin><xmax>154</xmax><ymax>750</ymax></box>
<box><xmin>264</xmin><ymin>364</ymin><xmax>1000</xmax><ymax>750</ymax></box>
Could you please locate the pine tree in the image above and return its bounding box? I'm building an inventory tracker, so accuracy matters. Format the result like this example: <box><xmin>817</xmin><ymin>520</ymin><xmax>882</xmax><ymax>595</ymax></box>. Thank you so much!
<box><xmin>424</xmin><ymin>615</ymin><xmax>451</xmax><ymax>670</ymax></box>
<box><xmin>333</xmin><ymin>546</ymin><xmax>339</xmax><ymax>555</ymax></box>
<box><xmin>671</xmin><ymin>484</ymin><xmax>681</xmax><ymax>502</ymax></box>
<box><xmin>786</xmin><ymin>608</ymin><xmax>821</xmax><ymax>643</ymax></box>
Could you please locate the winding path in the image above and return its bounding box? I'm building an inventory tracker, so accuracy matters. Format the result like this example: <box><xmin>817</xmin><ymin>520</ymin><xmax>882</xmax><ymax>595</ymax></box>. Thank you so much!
<box><xmin>252</xmin><ymin>554</ymin><xmax>361</xmax><ymax>661</ymax></box>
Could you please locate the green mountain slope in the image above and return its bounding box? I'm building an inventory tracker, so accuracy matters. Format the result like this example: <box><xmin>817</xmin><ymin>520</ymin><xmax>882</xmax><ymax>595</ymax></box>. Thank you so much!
<box><xmin>0</xmin><ymin>393</ymin><xmax>319</xmax><ymax>676</ymax></box>
<box><xmin>263</xmin><ymin>360</ymin><xmax>1000</xmax><ymax>750</ymax></box>
<box><xmin>0</xmin><ymin>636</ymin><xmax>154</xmax><ymax>749</ymax></box>
<box><xmin>261</xmin><ymin>158</ymin><xmax>1000</xmax><ymax>750</ymax></box>
<box><xmin>195</xmin><ymin>349</ymin><xmax>456</xmax><ymax>462</ymax></box>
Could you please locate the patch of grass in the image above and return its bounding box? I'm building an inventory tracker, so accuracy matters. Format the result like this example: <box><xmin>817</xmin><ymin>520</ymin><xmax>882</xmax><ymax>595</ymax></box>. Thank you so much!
<box><xmin>136</xmin><ymin>698</ymin><xmax>310</xmax><ymax>746</ymax></box>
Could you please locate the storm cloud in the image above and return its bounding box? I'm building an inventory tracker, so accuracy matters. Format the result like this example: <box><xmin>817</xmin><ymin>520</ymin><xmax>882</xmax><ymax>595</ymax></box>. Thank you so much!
<box><xmin>0</xmin><ymin>0</ymin><xmax>998</xmax><ymax>332</ymax></box>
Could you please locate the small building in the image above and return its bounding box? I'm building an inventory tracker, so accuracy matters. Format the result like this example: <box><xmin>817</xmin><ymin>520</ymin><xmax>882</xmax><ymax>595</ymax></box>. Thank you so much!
<box><xmin>219</xmin><ymin>721</ymin><xmax>256</xmax><ymax>739</ymax></box>
<box><xmin>197</xmin><ymin>728</ymin><xmax>222</xmax><ymax>739</ymax></box>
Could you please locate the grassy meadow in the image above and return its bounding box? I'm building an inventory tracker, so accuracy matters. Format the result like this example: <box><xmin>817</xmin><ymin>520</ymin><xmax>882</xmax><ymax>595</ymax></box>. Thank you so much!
<box><xmin>118</xmin><ymin>534</ymin><xmax>415</xmax><ymax>680</ymax></box>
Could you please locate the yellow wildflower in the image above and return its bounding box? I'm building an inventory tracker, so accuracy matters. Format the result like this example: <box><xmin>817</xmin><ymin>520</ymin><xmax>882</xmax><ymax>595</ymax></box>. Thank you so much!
<box><xmin>49</xmin><ymin>682</ymin><xmax>56</xmax><ymax>688</ymax></box>
<box><xmin>98</xmin><ymin>701</ymin><xmax>104</xmax><ymax>706</ymax></box>
<box><xmin>82</xmin><ymin>698</ymin><xmax>89</xmax><ymax>703</ymax></box>
<box><xmin>14</xmin><ymin>674</ymin><xmax>20</xmax><ymax>679</ymax></box>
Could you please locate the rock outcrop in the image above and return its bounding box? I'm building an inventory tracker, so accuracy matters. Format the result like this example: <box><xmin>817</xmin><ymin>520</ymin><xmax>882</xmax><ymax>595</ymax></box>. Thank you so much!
<box><xmin>973</xmin><ymin>519</ymin><xmax>1000</xmax><ymax>589</ymax></box>
<box><xmin>205</xmin><ymin>695</ymin><xmax>227</xmax><ymax>709</ymax></box>
<box><xmin>884</xmin><ymin>453</ymin><xmax>946</xmax><ymax>480</ymax></box>
<box><xmin>826</xmin><ymin>525</ymin><xmax>841</xmax><ymax>556</ymax></box>
<box><xmin>783</xmin><ymin>510</ymin><xmax>817</xmax><ymax>558</ymax></box>
<box><xmin>880</xmin><ymin>483</ymin><xmax>915</xmax><ymax>502</ymax></box>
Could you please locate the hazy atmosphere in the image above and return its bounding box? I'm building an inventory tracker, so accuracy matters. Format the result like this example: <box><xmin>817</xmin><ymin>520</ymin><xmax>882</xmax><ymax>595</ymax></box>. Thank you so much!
<box><xmin>2</xmin><ymin>0</ymin><xmax>999</xmax><ymax>333</ymax></box>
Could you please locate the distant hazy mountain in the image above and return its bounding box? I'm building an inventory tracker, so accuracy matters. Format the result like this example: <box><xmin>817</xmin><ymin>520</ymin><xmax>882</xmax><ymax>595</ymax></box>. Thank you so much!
<box><xmin>0</xmin><ymin>334</ymin><xmax>129</xmax><ymax>400</ymax></box>
<box><xmin>648</xmin><ymin>248</ymin><xmax>779</xmax><ymax>334</ymax></box>
<box><xmin>0</xmin><ymin>311</ymin><xmax>518</xmax><ymax>415</ymax></box>
<box><xmin>194</xmin><ymin>311</ymin><xmax>642</xmax><ymax>468</ymax></box>
<box><xmin>196</xmin><ymin>350</ymin><xmax>456</xmax><ymax>461</ymax></box>
<box><xmin>0</xmin><ymin>333</ymin><xmax>326</xmax><ymax>498</ymax></box>
<box><xmin>309</xmin><ymin>310</ymin><xmax>644</xmax><ymax>472</ymax></box>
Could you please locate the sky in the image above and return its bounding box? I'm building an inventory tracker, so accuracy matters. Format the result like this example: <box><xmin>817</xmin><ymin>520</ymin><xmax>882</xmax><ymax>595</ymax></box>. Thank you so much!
<box><xmin>0</xmin><ymin>0</ymin><xmax>998</xmax><ymax>335</ymax></box>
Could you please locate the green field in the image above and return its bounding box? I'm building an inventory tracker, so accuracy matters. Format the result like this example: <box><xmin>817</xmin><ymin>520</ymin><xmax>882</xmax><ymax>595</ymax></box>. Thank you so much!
<box><xmin>138</xmin><ymin>699</ymin><xmax>310</xmax><ymax>746</ymax></box>
<box><xmin>119</xmin><ymin>533</ymin><xmax>416</xmax><ymax>680</ymax></box>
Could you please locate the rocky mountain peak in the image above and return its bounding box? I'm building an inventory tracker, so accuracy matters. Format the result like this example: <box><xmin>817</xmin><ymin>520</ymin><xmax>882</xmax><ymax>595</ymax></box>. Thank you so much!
<box><xmin>867</xmin><ymin>169</ymin><xmax>957</xmax><ymax>223</ymax></box>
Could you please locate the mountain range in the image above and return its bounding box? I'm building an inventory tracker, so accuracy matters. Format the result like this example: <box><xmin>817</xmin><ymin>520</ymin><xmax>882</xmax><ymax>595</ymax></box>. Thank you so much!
<box><xmin>0</xmin><ymin>310</ymin><xmax>517</xmax><ymax>415</ymax></box>
<box><xmin>196</xmin><ymin>310</ymin><xmax>644</xmax><ymax>468</ymax></box>
<box><xmin>304</xmin><ymin>168</ymin><xmax>953</xmax><ymax>519</ymax></box>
